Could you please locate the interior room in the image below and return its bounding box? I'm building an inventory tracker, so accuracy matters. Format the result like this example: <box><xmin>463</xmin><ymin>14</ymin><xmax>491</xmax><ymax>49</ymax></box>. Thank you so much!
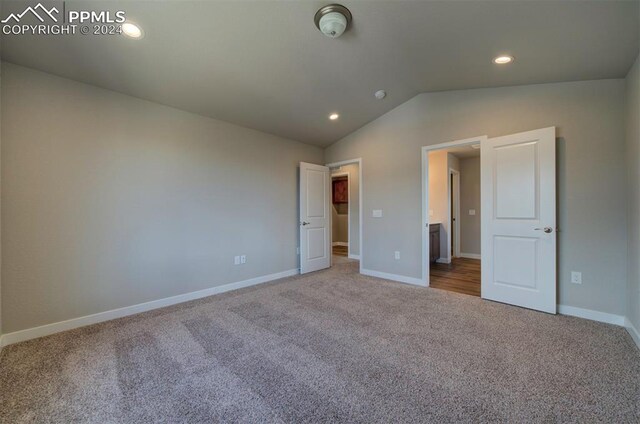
<box><xmin>428</xmin><ymin>144</ymin><xmax>481</xmax><ymax>296</ymax></box>
<box><xmin>0</xmin><ymin>1</ymin><xmax>639</xmax><ymax>422</ymax></box>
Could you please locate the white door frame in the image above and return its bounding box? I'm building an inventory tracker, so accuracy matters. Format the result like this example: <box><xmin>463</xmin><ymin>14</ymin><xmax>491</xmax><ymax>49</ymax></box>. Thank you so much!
<box><xmin>421</xmin><ymin>136</ymin><xmax>487</xmax><ymax>285</ymax></box>
<box><xmin>325</xmin><ymin>158</ymin><xmax>363</xmax><ymax>273</ymax></box>
<box><xmin>330</xmin><ymin>171</ymin><xmax>350</xmax><ymax>252</ymax></box>
<box><xmin>448</xmin><ymin>168</ymin><xmax>461</xmax><ymax>260</ymax></box>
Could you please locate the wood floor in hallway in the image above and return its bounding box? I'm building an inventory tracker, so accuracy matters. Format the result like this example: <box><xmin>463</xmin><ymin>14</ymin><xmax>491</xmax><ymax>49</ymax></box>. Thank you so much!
<box><xmin>430</xmin><ymin>257</ymin><xmax>481</xmax><ymax>297</ymax></box>
<box><xmin>332</xmin><ymin>245</ymin><xmax>348</xmax><ymax>257</ymax></box>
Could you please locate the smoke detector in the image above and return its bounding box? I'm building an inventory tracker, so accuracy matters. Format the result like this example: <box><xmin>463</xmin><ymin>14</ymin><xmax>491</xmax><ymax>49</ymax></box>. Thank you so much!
<box><xmin>374</xmin><ymin>90</ymin><xmax>387</xmax><ymax>100</ymax></box>
<box><xmin>314</xmin><ymin>4</ymin><xmax>352</xmax><ymax>38</ymax></box>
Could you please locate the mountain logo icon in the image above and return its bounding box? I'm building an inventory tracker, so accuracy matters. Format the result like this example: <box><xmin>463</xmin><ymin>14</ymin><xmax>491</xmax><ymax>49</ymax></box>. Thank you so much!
<box><xmin>1</xmin><ymin>3</ymin><xmax>59</xmax><ymax>24</ymax></box>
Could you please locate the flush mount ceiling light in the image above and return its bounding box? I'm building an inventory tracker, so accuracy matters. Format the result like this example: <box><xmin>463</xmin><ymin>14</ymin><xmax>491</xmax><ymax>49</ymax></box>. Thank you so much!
<box><xmin>329</xmin><ymin>113</ymin><xmax>340</xmax><ymax>120</ymax></box>
<box><xmin>122</xmin><ymin>22</ymin><xmax>143</xmax><ymax>39</ymax></box>
<box><xmin>374</xmin><ymin>90</ymin><xmax>387</xmax><ymax>100</ymax></box>
<box><xmin>493</xmin><ymin>55</ymin><xmax>514</xmax><ymax>64</ymax></box>
<box><xmin>314</xmin><ymin>4</ymin><xmax>352</xmax><ymax>38</ymax></box>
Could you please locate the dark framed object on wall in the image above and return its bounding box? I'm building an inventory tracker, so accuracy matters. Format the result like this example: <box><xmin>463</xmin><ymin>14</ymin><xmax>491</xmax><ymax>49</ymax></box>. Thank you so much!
<box><xmin>332</xmin><ymin>178</ymin><xmax>348</xmax><ymax>204</ymax></box>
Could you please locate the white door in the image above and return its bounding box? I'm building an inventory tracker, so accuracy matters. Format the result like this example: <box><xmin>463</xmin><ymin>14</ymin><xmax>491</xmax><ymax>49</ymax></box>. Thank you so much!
<box><xmin>299</xmin><ymin>162</ymin><xmax>331</xmax><ymax>274</ymax></box>
<box><xmin>481</xmin><ymin>127</ymin><xmax>557</xmax><ymax>313</ymax></box>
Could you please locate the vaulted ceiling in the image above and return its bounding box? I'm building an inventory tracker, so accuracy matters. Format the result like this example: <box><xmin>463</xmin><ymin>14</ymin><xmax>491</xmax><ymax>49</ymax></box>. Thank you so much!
<box><xmin>2</xmin><ymin>0</ymin><xmax>638</xmax><ymax>146</ymax></box>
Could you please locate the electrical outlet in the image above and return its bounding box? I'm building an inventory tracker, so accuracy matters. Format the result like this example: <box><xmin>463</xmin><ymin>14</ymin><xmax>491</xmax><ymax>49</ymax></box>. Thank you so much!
<box><xmin>296</xmin><ymin>247</ymin><xmax>300</xmax><ymax>255</ymax></box>
<box><xmin>373</xmin><ymin>209</ymin><xmax>383</xmax><ymax>218</ymax></box>
<box><xmin>234</xmin><ymin>256</ymin><xmax>241</xmax><ymax>265</ymax></box>
<box><xmin>394</xmin><ymin>251</ymin><xmax>400</xmax><ymax>260</ymax></box>
<box><xmin>240</xmin><ymin>255</ymin><xmax>247</xmax><ymax>264</ymax></box>
<box><xmin>571</xmin><ymin>271</ymin><xmax>582</xmax><ymax>284</ymax></box>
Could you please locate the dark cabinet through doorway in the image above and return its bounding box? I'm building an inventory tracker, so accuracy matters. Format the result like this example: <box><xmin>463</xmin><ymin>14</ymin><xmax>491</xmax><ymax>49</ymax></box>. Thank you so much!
<box><xmin>430</xmin><ymin>223</ymin><xmax>441</xmax><ymax>263</ymax></box>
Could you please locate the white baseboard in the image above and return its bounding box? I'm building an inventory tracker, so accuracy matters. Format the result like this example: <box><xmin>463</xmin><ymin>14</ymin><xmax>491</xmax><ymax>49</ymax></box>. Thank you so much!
<box><xmin>361</xmin><ymin>268</ymin><xmax>426</xmax><ymax>287</ymax></box>
<box><xmin>436</xmin><ymin>258</ymin><xmax>451</xmax><ymax>264</ymax></box>
<box><xmin>0</xmin><ymin>268</ymin><xmax>299</xmax><ymax>348</ymax></box>
<box><xmin>459</xmin><ymin>252</ymin><xmax>481</xmax><ymax>260</ymax></box>
<box><xmin>558</xmin><ymin>304</ymin><xmax>625</xmax><ymax>326</ymax></box>
<box><xmin>348</xmin><ymin>254</ymin><xmax>360</xmax><ymax>260</ymax></box>
<box><xmin>625</xmin><ymin>317</ymin><xmax>640</xmax><ymax>350</ymax></box>
<box><xmin>332</xmin><ymin>242</ymin><xmax>348</xmax><ymax>247</ymax></box>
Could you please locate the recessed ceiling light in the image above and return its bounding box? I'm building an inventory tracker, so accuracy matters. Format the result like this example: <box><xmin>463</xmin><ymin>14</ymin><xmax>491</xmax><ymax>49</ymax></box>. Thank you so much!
<box><xmin>329</xmin><ymin>113</ymin><xmax>339</xmax><ymax>120</ymax></box>
<box><xmin>493</xmin><ymin>55</ymin><xmax>514</xmax><ymax>64</ymax></box>
<box><xmin>122</xmin><ymin>22</ymin><xmax>143</xmax><ymax>39</ymax></box>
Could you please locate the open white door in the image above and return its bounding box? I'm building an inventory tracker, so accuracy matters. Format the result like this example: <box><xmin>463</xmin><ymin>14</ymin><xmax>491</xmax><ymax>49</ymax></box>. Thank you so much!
<box><xmin>299</xmin><ymin>162</ymin><xmax>331</xmax><ymax>274</ymax></box>
<box><xmin>481</xmin><ymin>127</ymin><xmax>557</xmax><ymax>313</ymax></box>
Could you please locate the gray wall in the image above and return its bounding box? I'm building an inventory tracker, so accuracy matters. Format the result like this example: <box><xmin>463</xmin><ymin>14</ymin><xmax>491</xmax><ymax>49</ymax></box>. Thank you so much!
<box><xmin>344</xmin><ymin>163</ymin><xmax>360</xmax><ymax>256</ymax></box>
<box><xmin>331</xmin><ymin>199</ymin><xmax>348</xmax><ymax>244</ymax></box>
<box><xmin>1</xmin><ymin>63</ymin><xmax>323</xmax><ymax>333</ymax></box>
<box><xmin>325</xmin><ymin>79</ymin><xmax>628</xmax><ymax>315</ymax></box>
<box><xmin>626</xmin><ymin>55</ymin><xmax>640</xmax><ymax>331</ymax></box>
<box><xmin>459</xmin><ymin>157</ymin><xmax>480</xmax><ymax>256</ymax></box>
<box><xmin>446</xmin><ymin>153</ymin><xmax>459</xmax><ymax>258</ymax></box>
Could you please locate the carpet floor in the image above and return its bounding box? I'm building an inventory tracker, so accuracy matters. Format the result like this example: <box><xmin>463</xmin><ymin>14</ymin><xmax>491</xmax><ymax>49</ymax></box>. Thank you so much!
<box><xmin>1</xmin><ymin>261</ymin><xmax>639</xmax><ymax>423</ymax></box>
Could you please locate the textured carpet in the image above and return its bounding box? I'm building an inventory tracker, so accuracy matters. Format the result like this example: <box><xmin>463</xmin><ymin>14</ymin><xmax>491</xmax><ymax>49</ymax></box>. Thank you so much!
<box><xmin>1</xmin><ymin>261</ymin><xmax>639</xmax><ymax>423</ymax></box>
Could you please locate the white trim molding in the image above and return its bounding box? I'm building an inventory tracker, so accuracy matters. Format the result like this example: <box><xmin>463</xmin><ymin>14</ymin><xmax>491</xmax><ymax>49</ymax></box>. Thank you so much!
<box><xmin>448</xmin><ymin>168</ymin><xmax>461</xmax><ymax>260</ymax></box>
<box><xmin>558</xmin><ymin>304</ymin><xmax>625</xmax><ymax>326</ymax></box>
<box><xmin>348</xmin><ymin>254</ymin><xmax>360</xmax><ymax>260</ymax></box>
<box><xmin>459</xmin><ymin>252</ymin><xmax>481</xmax><ymax>260</ymax></box>
<box><xmin>625</xmin><ymin>318</ymin><xmax>640</xmax><ymax>350</ymax></box>
<box><xmin>436</xmin><ymin>258</ymin><xmax>451</xmax><ymax>264</ymax></box>
<box><xmin>361</xmin><ymin>268</ymin><xmax>426</xmax><ymax>287</ymax></box>
<box><xmin>0</xmin><ymin>268</ymin><xmax>299</xmax><ymax>348</ymax></box>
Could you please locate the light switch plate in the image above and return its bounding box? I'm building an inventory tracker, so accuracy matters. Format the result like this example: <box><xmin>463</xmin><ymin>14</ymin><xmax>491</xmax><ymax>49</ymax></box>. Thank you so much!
<box><xmin>469</xmin><ymin>209</ymin><xmax>476</xmax><ymax>215</ymax></box>
<box><xmin>240</xmin><ymin>255</ymin><xmax>247</xmax><ymax>264</ymax></box>
<box><xmin>571</xmin><ymin>271</ymin><xmax>582</xmax><ymax>284</ymax></box>
<box><xmin>234</xmin><ymin>256</ymin><xmax>241</xmax><ymax>265</ymax></box>
<box><xmin>429</xmin><ymin>209</ymin><xmax>434</xmax><ymax>216</ymax></box>
<box><xmin>394</xmin><ymin>251</ymin><xmax>400</xmax><ymax>260</ymax></box>
<box><xmin>372</xmin><ymin>209</ymin><xmax>383</xmax><ymax>218</ymax></box>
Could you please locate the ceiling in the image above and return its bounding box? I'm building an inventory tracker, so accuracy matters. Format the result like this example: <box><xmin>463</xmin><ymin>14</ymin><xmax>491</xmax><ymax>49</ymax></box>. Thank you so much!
<box><xmin>2</xmin><ymin>1</ymin><xmax>638</xmax><ymax>147</ymax></box>
<box><xmin>446</xmin><ymin>145</ymin><xmax>480</xmax><ymax>159</ymax></box>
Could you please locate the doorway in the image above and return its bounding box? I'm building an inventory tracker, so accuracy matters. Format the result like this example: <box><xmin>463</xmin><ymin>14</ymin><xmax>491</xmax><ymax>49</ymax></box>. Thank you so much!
<box><xmin>331</xmin><ymin>172</ymin><xmax>350</xmax><ymax>258</ymax></box>
<box><xmin>421</xmin><ymin>127</ymin><xmax>557</xmax><ymax>313</ymax></box>
<box><xmin>326</xmin><ymin>159</ymin><xmax>362</xmax><ymax>270</ymax></box>
<box><xmin>450</xmin><ymin>169</ymin><xmax>460</xmax><ymax>258</ymax></box>
<box><xmin>299</xmin><ymin>159</ymin><xmax>362</xmax><ymax>274</ymax></box>
<box><xmin>423</xmin><ymin>138</ymin><xmax>483</xmax><ymax>296</ymax></box>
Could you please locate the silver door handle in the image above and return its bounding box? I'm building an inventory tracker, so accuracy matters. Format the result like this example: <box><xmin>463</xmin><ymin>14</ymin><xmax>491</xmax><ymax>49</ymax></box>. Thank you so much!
<box><xmin>534</xmin><ymin>227</ymin><xmax>553</xmax><ymax>233</ymax></box>
<box><xmin>301</xmin><ymin>221</ymin><xmax>310</xmax><ymax>226</ymax></box>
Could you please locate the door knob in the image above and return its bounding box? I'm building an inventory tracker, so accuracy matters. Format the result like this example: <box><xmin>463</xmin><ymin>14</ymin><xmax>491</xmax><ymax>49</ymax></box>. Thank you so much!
<box><xmin>301</xmin><ymin>221</ymin><xmax>310</xmax><ymax>226</ymax></box>
<box><xmin>534</xmin><ymin>227</ymin><xmax>553</xmax><ymax>233</ymax></box>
